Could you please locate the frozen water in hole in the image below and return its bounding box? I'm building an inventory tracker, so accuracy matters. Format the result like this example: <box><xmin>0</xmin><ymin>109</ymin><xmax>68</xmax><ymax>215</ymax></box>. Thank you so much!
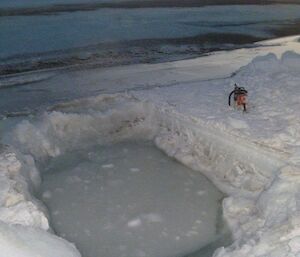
<box><xmin>39</xmin><ymin>141</ymin><xmax>231</xmax><ymax>257</ymax></box>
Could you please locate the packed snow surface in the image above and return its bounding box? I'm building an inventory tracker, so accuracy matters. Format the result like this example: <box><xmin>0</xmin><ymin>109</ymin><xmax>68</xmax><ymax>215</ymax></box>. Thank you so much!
<box><xmin>40</xmin><ymin>141</ymin><xmax>226</xmax><ymax>257</ymax></box>
<box><xmin>2</xmin><ymin>36</ymin><xmax>300</xmax><ymax>257</ymax></box>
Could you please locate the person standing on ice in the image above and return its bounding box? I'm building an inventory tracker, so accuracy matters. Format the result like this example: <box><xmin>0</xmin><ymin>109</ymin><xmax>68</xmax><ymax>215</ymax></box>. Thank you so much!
<box><xmin>228</xmin><ymin>84</ymin><xmax>248</xmax><ymax>112</ymax></box>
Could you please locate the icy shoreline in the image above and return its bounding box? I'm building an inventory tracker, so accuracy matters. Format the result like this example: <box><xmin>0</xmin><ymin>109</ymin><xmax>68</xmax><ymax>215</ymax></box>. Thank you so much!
<box><xmin>2</xmin><ymin>37</ymin><xmax>300</xmax><ymax>256</ymax></box>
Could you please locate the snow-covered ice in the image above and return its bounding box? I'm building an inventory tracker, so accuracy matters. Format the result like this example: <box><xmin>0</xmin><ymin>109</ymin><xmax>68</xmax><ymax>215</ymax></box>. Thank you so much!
<box><xmin>2</xmin><ymin>36</ymin><xmax>300</xmax><ymax>256</ymax></box>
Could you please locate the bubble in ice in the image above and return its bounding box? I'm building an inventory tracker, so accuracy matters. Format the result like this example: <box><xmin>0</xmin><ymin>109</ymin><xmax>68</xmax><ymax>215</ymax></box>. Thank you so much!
<box><xmin>142</xmin><ymin>213</ymin><xmax>163</xmax><ymax>223</ymax></box>
<box><xmin>127</xmin><ymin>218</ymin><xmax>142</xmax><ymax>228</ymax></box>
<box><xmin>136</xmin><ymin>249</ymin><xmax>146</xmax><ymax>257</ymax></box>
<box><xmin>84</xmin><ymin>229</ymin><xmax>91</xmax><ymax>237</ymax></box>
<box><xmin>66</xmin><ymin>175</ymin><xmax>82</xmax><ymax>184</ymax></box>
<box><xmin>130</xmin><ymin>167</ymin><xmax>140</xmax><ymax>173</ymax></box>
<box><xmin>197</xmin><ymin>190</ymin><xmax>206</xmax><ymax>196</ymax></box>
<box><xmin>102</xmin><ymin>163</ymin><xmax>114</xmax><ymax>169</ymax></box>
<box><xmin>53</xmin><ymin>210</ymin><xmax>60</xmax><ymax>216</ymax></box>
<box><xmin>42</xmin><ymin>190</ymin><xmax>52</xmax><ymax>199</ymax></box>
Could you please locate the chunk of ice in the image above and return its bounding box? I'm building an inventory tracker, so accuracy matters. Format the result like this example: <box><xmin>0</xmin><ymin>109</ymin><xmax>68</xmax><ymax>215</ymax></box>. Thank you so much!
<box><xmin>127</xmin><ymin>218</ymin><xmax>142</xmax><ymax>228</ymax></box>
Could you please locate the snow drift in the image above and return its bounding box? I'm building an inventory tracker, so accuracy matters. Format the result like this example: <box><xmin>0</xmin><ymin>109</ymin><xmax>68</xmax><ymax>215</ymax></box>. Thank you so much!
<box><xmin>2</xmin><ymin>51</ymin><xmax>300</xmax><ymax>256</ymax></box>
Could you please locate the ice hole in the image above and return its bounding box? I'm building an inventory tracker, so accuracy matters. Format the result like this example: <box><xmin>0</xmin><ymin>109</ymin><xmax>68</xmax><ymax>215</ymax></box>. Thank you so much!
<box><xmin>39</xmin><ymin>141</ymin><xmax>231</xmax><ymax>257</ymax></box>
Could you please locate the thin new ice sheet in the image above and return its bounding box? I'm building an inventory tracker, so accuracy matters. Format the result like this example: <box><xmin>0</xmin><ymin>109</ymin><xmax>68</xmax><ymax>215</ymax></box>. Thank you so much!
<box><xmin>39</xmin><ymin>141</ymin><xmax>228</xmax><ymax>257</ymax></box>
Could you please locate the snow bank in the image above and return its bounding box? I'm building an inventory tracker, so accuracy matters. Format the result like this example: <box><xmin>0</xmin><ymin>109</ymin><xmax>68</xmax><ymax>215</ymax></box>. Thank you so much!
<box><xmin>3</xmin><ymin>94</ymin><xmax>283</xmax><ymax>256</ymax></box>
<box><xmin>0</xmin><ymin>94</ymin><xmax>158</xmax><ymax>257</ymax></box>
<box><xmin>13</xmin><ymin>94</ymin><xmax>157</xmax><ymax>159</ymax></box>
<box><xmin>0</xmin><ymin>148</ymin><xmax>81</xmax><ymax>257</ymax></box>
<box><xmin>0</xmin><ymin>150</ymin><xmax>47</xmax><ymax>228</ymax></box>
<box><xmin>0</xmin><ymin>220</ymin><xmax>80</xmax><ymax>257</ymax></box>
<box><xmin>3</xmin><ymin>50</ymin><xmax>300</xmax><ymax>256</ymax></box>
<box><xmin>232</xmin><ymin>52</ymin><xmax>300</xmax><ymax>160</ymax></box>
<box><xmin>136</xmin><ymin>51</ymin><xmax>300</xmax><ymax>257</ymax></box>
<box><xmin>153</xmin><ymin>109</ymin><xmax>284</xmax><ymax>197</ymax></box>
<box><xmin>10</xmin><ymin>93</ymin><xmax>283</xmax><ymax>197</ymax></box>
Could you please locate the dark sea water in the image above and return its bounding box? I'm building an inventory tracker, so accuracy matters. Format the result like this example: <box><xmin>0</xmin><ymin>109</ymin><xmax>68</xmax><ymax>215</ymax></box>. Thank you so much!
<box><xmin>0</xmin><ymin>0</ymin><xmax>110</xmax><ymax>8</ymax></box>
<box><xmin>1</xmin><ymin>3</ymin><xmax>300</xmax><ymax>75</ymax></box>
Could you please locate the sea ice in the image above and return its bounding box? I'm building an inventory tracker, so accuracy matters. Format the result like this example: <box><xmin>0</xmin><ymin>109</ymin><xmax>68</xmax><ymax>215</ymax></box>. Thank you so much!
<box><xmin>2</xmin><ymin>37</ymin><xmax>300</xmax><ymax>257</ymax></box>
<box><xmin>40</xmin><ymin>142</ymin><xmax>225</xmax><ymax>257</ymax></box>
